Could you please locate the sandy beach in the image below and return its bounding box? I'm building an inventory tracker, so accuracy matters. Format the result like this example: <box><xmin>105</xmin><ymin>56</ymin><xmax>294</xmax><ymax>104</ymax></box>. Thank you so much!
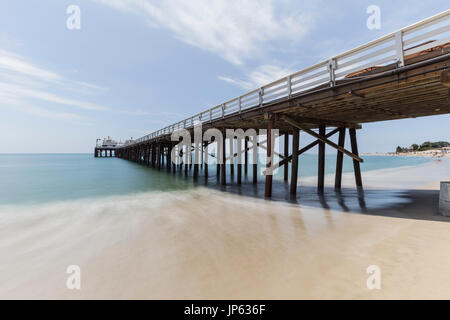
<box><xmin>1</xmin><ymin>159</ymin><xmax>450</xmax><ymax>299</ymax></box>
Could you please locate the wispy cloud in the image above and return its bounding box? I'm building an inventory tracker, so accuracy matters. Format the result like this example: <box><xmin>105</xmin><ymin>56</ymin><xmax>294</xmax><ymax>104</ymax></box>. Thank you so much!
<box><xmin>219</xmin><ymin>64</ymin><xmax>295</xmax><ymax>90</ymax></box>
<box><xmin>0</xmin><ymin>98</ymin><xmax>87</xmax><ymax>122</ymax></box>
<box><xmin>0</xmin><ymin>48</ymin><xmax>152</xmax><ymax>121</ymax></box>
<box><xmin>0</xmin><ymin>48</ymin><xmax>113</xmax><ymax>121</ymax></box>
<box><xmin>95</xmin><ymin>0</ymin><xmax>315</xmax><ymax>66</ymax></box>
<box><xmin>0</xmin><ymin>49</ymin><xmax>62</xmax><ymax>82</ymax></box>
<box><xmin>118</xmin><ymin>109</ymin><xmax>181</xmax><ymax>117</ymax></box>
<box><xmin>0</xmin><ymin>82</ymin><xmax>110</xmax><ymax>112</ymax></box>
<box><xmin>0</xmin><ymin>49</ymin><xmax>109</xmax><ymax>94</ymax></box>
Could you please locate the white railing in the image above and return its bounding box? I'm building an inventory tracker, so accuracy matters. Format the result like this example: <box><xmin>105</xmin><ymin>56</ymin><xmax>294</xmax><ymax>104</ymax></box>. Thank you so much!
<box><xmin>121</xmin><ymin>10</ymin><xmax>450</xmax><ymax>147</ymax></box>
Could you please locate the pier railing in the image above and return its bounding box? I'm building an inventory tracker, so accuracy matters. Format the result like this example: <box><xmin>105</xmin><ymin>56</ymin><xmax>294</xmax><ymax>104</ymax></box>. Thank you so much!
<box><xmin>122</xmin><ymin>9</ymin><xmax>450</xmax><ymax>147</ymax></box>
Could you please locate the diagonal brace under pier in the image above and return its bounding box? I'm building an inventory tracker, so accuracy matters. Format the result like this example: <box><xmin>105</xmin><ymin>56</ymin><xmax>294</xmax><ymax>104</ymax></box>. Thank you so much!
<box><xmin>280</xmin><ymin>115</ymin><xmax>363</xmax><ymax>163</ymax></box>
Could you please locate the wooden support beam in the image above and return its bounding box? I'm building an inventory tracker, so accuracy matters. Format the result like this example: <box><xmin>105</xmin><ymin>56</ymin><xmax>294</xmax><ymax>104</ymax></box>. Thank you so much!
<box><xmin>257</xmin><ymin>141</ymin><xmax>288</xmax><ymax>160</ymax></box>
<box><xmin>178</xmin><ymin>147</ymin><xmax>181</xmax><ymax>170</ymax></box>
<box><xmin>148</xmin><ymin>146</ymin><xmax>151</xmax><ymax>165</ymax></box>
<box><xmin>184</xmin><ymin>145</ymin><xmax>188</xmax><ymax>175</ymax></box>
<box><xmin>244</xmin><ymin>138</ymin><xmax>248</xmax><ymax>176</ymax></box>
<box><xmin>230</xmin><ymin>138</ymin><xmax>234</xmax><ymax>177</ymax></box>
<box><xmin>253</xmin><ymin>136</ymin><xmax>257</xmax><ymax>184</ymax></box>
<box><xmin>167</xmin><ymin>145</ymin><xmax>172</xmax><ymax>171</ymax></box>
<box><xmin>204</xmin><ymin>143</ymin><xmax>208</xmax><ymax>178</ymax></box>
<box><xmin>334</xmin><ymin>128</ymin><xmax>346</xmax><ymax>190</ymax></box>
<box><xmin>193</xmin><ymin>163</ymin><xmax>199</xmax><ymax>179</ymax></box>
<box><xmin>440</xmin><ymin>69</ymin><xmax>450</xmax><ymax>88</ymax></box>
<box><xmin>284</xmin><ymin>134</ymin><xmax>289</xmax><ymax>182</ymax></box>
<box><xmin>271</xmin><ymin>128</ymin><xmax>340</xmax><ymax>172</ymax></box>
<box><xmin>290</xmin><ymin>128</ymin><xmax>300</xmax><ymax>195</ymax></box>
<box><xmin>349</xmin><ymin>128</ymin><xmax>363</xmax><ymax>188</ymax></box>
<box><xmin>151</xmin><ymin>144</ymin><xmax>156</xmax><ymax>168</ymax></box>
<box><xmin>236</xmin><ymin>136</ymin><xmax>241</xmax><ymax>184</ymax></box>
<box><xmin>161</xmin><ymin>145</ymin><xmax>167</xmax><ymax>168</ymax></box>
<box><xmin>201</xmin><ymin>142</ymin><xmax>203</xmax><ymax>170</ymax></box>
<box><xmin>221</xmin><ymin>133</ymin><xmax>226</xmax><ymax>185</ymax></box>
<box><xmin>165</xmin><ymin>146</ymin><xmax>168</xmax><ymax>168</ymax></box>
<box><xmin>172</xmin><ymin>145</ymin><xmax>176</xmax><ymax>174</ymax></box>
<box><xmin>157</xmin><ymin>144</ymin><xmax>161</xmax><ymax>170</ymax></box>
<box><xmin>164</xmin><ymin>146</ymin><xmax>167</xmax><ymax>169</ymax></box>
<box><xmin>265</xmin><ymin>115</ymin><xmax>274</xmax><ymax>198</ymax></box>
<box><xmin>216</xmin><ymin>134</ymin><xmax>220</xmax><ymax>178</ymax></box>
<box><xmin>318</xmin><ymin>125</ymin><xmax>325</xmax><ymax>191</ymax></box>
<box><xmin>193</xmin><ymin>142</ymin><xmax>199</xmax><ymax>180</ymax></box>
<box><xmin>280</xmin><ymin>115</ymin><xmax>363</xmax><ymax>163</ymax></box>
<box><xmin>179</xmin><ymin>148</ymin><xmax>183</xmax><ymax>173</ymax></box>
<box><xmin>237</xmin><ymin>163</ymin><xmax>242</xmax><ymax>185</ymax></box>
<box><xmin>231</xmin><ymin>139</ymin><xmax>271</xmax><ymax>158</ymax></box>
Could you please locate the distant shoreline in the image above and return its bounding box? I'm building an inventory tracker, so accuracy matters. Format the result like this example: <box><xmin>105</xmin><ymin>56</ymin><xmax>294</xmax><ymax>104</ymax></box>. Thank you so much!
<box><xmin>362</xmin><ymin>151</ymin><xmax>450</xmax><ymax>158</ymax></box>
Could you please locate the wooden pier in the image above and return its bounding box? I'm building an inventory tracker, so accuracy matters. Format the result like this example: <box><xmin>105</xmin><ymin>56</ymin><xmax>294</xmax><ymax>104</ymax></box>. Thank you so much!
<box><xmin>106</xmin><ymin>11</ymin><xmax>450</xmax><ymax>198</ymax></box>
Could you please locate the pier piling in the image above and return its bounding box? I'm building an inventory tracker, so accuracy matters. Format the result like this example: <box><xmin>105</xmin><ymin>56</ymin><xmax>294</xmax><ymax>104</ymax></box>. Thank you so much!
<box><xmin>335</xmin><ymin>128</ymin><xmax>346</xmax><ymax>190</ymax></box>
<box><xmin>290</xmin><ymin>128</ymin><xmax>299</xmax><ymax>195</ymax></box>
<box><xmin>284</xmin><ymin>134</ymin><xmax>289</xmax><ymax>182</ymax></box>
<box><xmin>244</xmin><ymin>138</ymin><xmax>248</xmax><ymax>176</ymax></box>
<box><xmin>221</xmin><ymin>132</ymin><xmax>226</xmax><ymax>186</ymax></box>
<box><xmin>350</xmin><ymin>128</ymin><xmax>363</xmax><ymax>188</ymax></box>
<box><xmin>264</xmin><ymin>114</ymin><xmax>274</xmax><ymax>198</ymax></box>
<box><xmin>318</xmin><ymin>125</ymin><xmax>326</xmax><ymax>192</ymax></box>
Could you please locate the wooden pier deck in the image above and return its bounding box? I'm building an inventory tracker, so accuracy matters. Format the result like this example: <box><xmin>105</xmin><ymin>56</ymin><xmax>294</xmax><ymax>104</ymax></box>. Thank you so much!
<box><xmin>110</xmin><ymin>10</ymin><xmax>450</xmax><ymax>198</ymax></box>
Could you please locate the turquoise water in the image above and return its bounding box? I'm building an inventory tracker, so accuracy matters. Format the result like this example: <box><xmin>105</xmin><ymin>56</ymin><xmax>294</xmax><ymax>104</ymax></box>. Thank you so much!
<box><xmin>0</xmin><ymin>153</ymin><xmax>431</xmax><ymax>205</ymax></box>
<box><xmin>274</xmin><ymin>154</ymin><xmax>431</xmax><ymax>179</ymax></box>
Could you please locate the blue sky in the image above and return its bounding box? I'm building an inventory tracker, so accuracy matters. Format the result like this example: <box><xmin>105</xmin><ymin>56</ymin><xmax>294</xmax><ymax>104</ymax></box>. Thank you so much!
<box><xmin>0</xmin><ymin>0</ymin><xmax>449</xmax><ymax>153</ymax></box>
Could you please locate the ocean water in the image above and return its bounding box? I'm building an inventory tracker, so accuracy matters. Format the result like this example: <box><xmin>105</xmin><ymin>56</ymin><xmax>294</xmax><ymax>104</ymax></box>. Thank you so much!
<box><xmin>0</xmin><ymin>153</ymin><xmax>446</xmax><ymax>299</ymax></box>
<box><xmin>0</xmin><ymin>153</ymin><xmax>431</xmax><ymax>206</ymax></box>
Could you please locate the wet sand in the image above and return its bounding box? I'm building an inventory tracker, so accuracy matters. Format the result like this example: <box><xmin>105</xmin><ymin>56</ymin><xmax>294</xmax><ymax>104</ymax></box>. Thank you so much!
<box><xmin>1</xmin><ymin>159</ymin><xmax>450</xmax><ymax>299</ymax></box>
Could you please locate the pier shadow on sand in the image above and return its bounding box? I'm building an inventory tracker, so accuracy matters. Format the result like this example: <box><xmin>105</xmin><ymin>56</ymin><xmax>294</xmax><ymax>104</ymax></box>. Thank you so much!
<box><xmin>187</xmin><ymin>171</ymin><xmax>450</xmax><ymax>223</ymax></box>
